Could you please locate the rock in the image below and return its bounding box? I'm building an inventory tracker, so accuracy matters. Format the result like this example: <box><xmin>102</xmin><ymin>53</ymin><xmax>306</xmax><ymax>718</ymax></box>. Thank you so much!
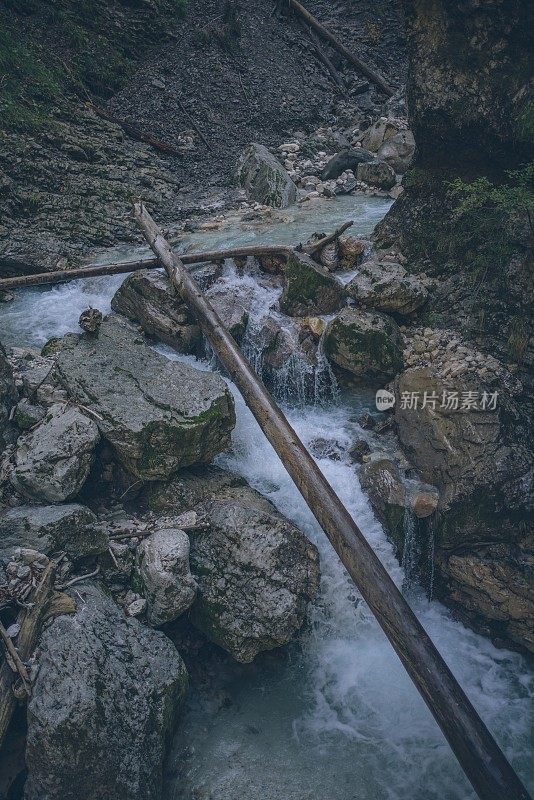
<box><xmin>25</xmin><ymin>582</ymin><xmax>188</xmax><ymax>800</ymax></box>
<box><xmin>279</xmin><ymin>252</ymin><xmax>344</xmax><ymax>317</ymax></box>
<box><xmin>320</xmin><ymin>148</ymin><xmax>374</xmax><ymax>180</ymax></box>
<box><xmin>56</xmin><ymin>315</ymin><xmax>235</xmax><ymax>480</ymax></box>
<box><xmin>410</xmin><ymin>489</ymin><xmax>439</xmax><ymax>518</ymax></box>
<box><xmin>205</xmin><ymin>282</ymin><xmax>253</xmax><ymax>342</ymax></box>
<box><xmin>111</xmin><ymin>270</ymin><xmax>200</xmax><ymax>353</ymax></box>
<box><xmin>357</xmin><ymin>411</ymin><xmax>376</xmax><ymax>430</ymax></box>
<box><xmin>349</xmin><ymin>439</ymin><xmax>371</xmax><ymax>463</ymax></box>
<box><xmin>236</xmin><ymin>143</ymin><xmax>297</xmax><ymax>208</ymax></box>
<box><xmin>189</xmin><ymin>485</ymin><xmax>320</xmax><ymax>662</ymax></box>
<box><xmin>78</xmin><ymin>308</ymin><xmax>103</xmax><ymax>334</ymax></box>
<box><xmin>145</xmin><ymin>465</ymin><xmax>246</xmax><ymax>514</ymax></box>
<box><xmin>0</xmin><ymin>342</ymin><xmax>17</xmax><ymax>449</ymax></box>
<box><xmin>360</xmin><ymin>119</ymin><xmax>400</xmax><ymax>152</ymax></box>
<box><xmin>346</xmin><ymin>260</ymin><xmax>428</xmax><ymax>316</ymax></box>
<box><xmin>324</xmin><ymin>308</ymin><xmax>404</xmax><ymax>379</ymax></box>
<box><xmin>356</xmin><ymin>160</ymin><xmax>397</xmax><ymax>190</ymax></box>
<box><xmin>14</xmin><ymin>399</ymin><xmax>45</xmax><ymax>430</ymax></box>
<box><xmin>11</xmin><ymin>404</ymin><xmax>99</xmax><ymax>502</ymax></box>
<box><xmin>338</xmin><ymin>236</ymin><xmax>366</xmax><ymax>269</ymax></box>
<box><xmin>359</xmin><ymin>456</ymin><xmax>406</xmax><ymax>515</ymax></box>
<box><xmin>0</xmin><ymin>504</ymin><xmax>107</xmax><ymax>561</ymax></box>
<box><xmin>377</xmin><ymin>130</ymin><xmax>415</xmax><ymax>173</ymax></box>
<box><xmin>136</xmin><ymin>528</ymin><xmax>197</xmax><ymax>626</ymax></box>
<box><xmin>316</xmin><ymin>241</ymin><xmax>339</xmax><ymax>272</ymax></box>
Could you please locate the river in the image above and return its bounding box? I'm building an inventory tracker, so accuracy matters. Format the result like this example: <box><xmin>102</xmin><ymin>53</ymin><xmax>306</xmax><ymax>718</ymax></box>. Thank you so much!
<box><xmin>1</xmin><ymin>195</ymin><xmax>532</xmax><ymax>800</ymax></box>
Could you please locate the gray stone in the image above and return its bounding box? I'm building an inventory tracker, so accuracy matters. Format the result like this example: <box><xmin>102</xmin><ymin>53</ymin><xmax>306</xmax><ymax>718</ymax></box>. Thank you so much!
<box><xmin>189</xmin><ymin>485</ymin><xmax>320</xmax><ymax>662</ymax></box>
<box><xmin>324</xmin><ymin>308</ymin><xmax>404</xmax><ymax>379</ymax></box>
<box><xmin>279</xmin><ymin>252</ymin><xmax>344</xmax><ymax>317</ymax></box>
<box><xmin>237</xmin><ymin>143</ymin><xmax>297</xmax><ymax>208</ymax></box>
<box><xmin>25</xmin><ymin>582</ymin><xmax>187</xmax><ymax>800</ymax></box>
<box><xmin>377</xmin><ymin>130</ymin><xmax>416</xmax><ymax>173</ymax></box>
<box><xmin>357</xmin><ymin>160</ymin><xmax>397</xmax><ymax>190</ymax></box>
<box><xmin>205</xmin><ymin>282</ymin><xmax>253</xmax><ymax>342</ymax></box>
<box><xmin>360</xmin><ymin>119</ymin><xmax>400</xmax><ymax>152</ymax></box>
<box><xmin>111</xmin><ymin>270</ymin><xmax>200</xmax><ymax>353</ymax></box>
<box><xmin>56</xmin><ymin>315</ymin><xmax>235</xmax><ymax>480</ymax></box>
<box><xmin>14</xmin><ymin>399</ymin><xmax>46</xmax><ymax>430</ymax></box>
<box><xmin>136</xmin><ymin>527</ymin><xmax>197</xmax><ymax>626</ymax></box>
<box><xmin>11</xmin><ymin>404</ymin><xmax>99</xmax><ymax>502</ymax></box>
<box><xmin>346</xmin><ymin>260</ymin><xmax>428</xmax><ymax>316</ymax></box>
<box><xmin>320</xmin><ymin>148</ymin><xmax>374</xmax><ymax>180</ymax></box>
<box><xmin>0</xmin><ymin>504</ymin><xmax>107</xmax><ymax>561</ymax></box>
<box><xmin>146</xmin><ymin>465</ymin><xmax>246</xmax><ymax>514</ymax></box>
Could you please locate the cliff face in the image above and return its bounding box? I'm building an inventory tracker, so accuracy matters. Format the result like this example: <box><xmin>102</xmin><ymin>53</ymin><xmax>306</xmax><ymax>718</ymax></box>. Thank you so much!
<box><xmin>403</xmin><ymin>0</ymin><xmax>533</xmax><ymax>171</ymax></box>
<box><xmin>375</xmin><ymin>0</ymin><xmax>534</xmax><ymax>653</ymax></box>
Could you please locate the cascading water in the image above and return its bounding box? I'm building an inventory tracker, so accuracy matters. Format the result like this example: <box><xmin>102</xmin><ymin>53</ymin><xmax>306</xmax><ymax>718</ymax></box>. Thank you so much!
<box><xmin>1</xmin><ymin>195</ymin><xmax>532</xmax><ymax>800</ymax></box>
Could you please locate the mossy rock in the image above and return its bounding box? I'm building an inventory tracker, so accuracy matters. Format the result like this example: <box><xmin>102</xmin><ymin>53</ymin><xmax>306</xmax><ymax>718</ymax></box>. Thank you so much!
<box><xmin>280</xmin><ymin>252</ymin><xmax>345</xmax><ymax>317</ymax></box>
<box><xmin>324</xmin><ymin>307</ymin><xmax>404</xmax><ymax>378</ymax></box>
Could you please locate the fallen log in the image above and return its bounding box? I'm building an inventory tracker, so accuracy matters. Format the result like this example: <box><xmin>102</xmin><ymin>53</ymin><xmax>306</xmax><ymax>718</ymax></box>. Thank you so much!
<box><xmin>287</xmin><ymin>0</ymin><xmax>394</xmax><ymax>97</ymax></box>
<box><xmin>134</xmin><ymin>200</ymin><xmax>531</xmax><ymax>800</ymax></box>
<box><xmin>0</xmin><ymin>561</ymin><xmax>58</xmax><ymax>751</ymax></box>
<box><xmin>89</xmin><ymin>103</ymin><xmax>182</xmax><ymax>157</ymax></box>
<box><xmin>301</xmin><ymin>219</ymin><xmax>353</xmax><ymax>256</ymax></box>
<box><xmin>306</xmin><ymin>27</ymin><xmax>344</xmax><ymax>92</ymax></box>
<box><xmin>0</xmin><ymin>245</ymin><xmax>294</xmax><ymax>290</ymax></box>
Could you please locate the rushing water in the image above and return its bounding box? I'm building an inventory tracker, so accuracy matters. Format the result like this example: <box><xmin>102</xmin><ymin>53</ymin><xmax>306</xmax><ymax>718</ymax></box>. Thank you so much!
<box><xmin>1</xmin><ymin>196</ymin><xmax>532</xmax><ymax>799</ymax></box>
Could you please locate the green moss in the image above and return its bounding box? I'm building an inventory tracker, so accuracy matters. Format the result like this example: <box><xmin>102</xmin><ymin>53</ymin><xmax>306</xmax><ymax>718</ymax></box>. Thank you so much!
<box><xmin>280</xmin><ymin>253</ymin><xmax>344</xmax><ymax>316</ymax></box>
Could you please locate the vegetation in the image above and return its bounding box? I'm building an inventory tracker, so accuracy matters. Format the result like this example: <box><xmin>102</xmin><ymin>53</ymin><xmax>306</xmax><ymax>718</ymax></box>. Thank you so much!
<box><xmin>0</xmin><ymin>0</ymin><xmax>187</xmax><ymax>133</ymax></box>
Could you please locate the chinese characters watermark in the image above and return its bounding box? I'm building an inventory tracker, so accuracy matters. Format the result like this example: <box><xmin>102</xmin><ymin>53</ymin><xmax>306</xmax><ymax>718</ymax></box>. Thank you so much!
<box><xmin>375</xmin><ymin>389</ymin><xmax>498</xmax><ymax>412</ymax></box>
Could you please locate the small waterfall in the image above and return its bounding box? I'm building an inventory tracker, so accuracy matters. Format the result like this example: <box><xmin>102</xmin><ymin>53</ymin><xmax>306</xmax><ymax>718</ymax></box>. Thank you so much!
<box><xmin>314</xmin><ymin>328</ymin><xmax>339</xmax><ymax>407</ymax></box>
<box><xmin>401</xmin><ymin>507</ymin><xmax>419</xmax><ymax>594</ymax></box>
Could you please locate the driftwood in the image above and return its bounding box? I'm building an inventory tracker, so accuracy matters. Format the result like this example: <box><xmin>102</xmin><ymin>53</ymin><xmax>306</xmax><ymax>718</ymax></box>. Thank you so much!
<box><xmin>287</xmin><ymin>0</ymin><xmax>394</xmax><ymax>97</ymax></box>
<box><xmin>133</xmin><ymin>201</ymin><xmax>531</xmax><ymax>800</ymax></box>
<box><xmin>175</xmin><ymin>97</ymin><xmax>213</xmax><ymax>150</ymax></box>
<box><xmin>301</xmin><ymin>220</ymin><xmax>353</xmax><ymax>255</ymax></box>
<box><xmin>0</xmin><ymin>222</ymin><xmax>357</xmax><ymax>291</ymax></box>
<box><xmin>89</xmin><ymin>104</ymin><xmax>182</xmax><ymax>157</ymax></box>
<box><xmin>0</xmin><ymin>561</ymin><xmax>58</xmax><ymax>751</ymax></box>
<box><xmin>305</xmin><ymin>26</ymin><xmax>344</xmax><ymax>92</ymax></box>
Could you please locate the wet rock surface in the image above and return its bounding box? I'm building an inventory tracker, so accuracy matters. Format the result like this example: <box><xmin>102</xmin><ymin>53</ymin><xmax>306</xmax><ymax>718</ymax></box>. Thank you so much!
<box><xmin>111</xmin><ymin>269</ymin><xmax>200</xmax><ymax>353</ymax></box>
<box><xmin>325</xmin><ymin>307</ymin><xmax>404</xmax><ymax>379</ymax></box>
<box><xmin>279</xmin><ymin>252</ymin><xmax>344</xmax><ymax>317</ymax></box>
<box><xmin>56</xmin><ymin>315</ymin><xmax>235</xmax><ymax>479</ymax></box>
<box><xmin>346</xmin><ymin>259</ymin><xmax>428</xmax><ymax>316</ymax></box>
<box><xmin>25</xmin><ymin>582</ymin><xmax>188</xmax><ymax>800</ymax></box>
<box><xmin>188</xmin><ymin>485</ymin><xmax>320</xmax><ymax>663</ymax></box>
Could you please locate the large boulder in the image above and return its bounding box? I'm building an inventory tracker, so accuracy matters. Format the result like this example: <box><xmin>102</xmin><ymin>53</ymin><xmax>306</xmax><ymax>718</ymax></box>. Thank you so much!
<box><xmin>357</xmin><ymin>160</ymin><xmax>397</xmax><ymax>190</ymax></box>
<box><xmin>56</xmin><ymin>315</ymin><xmax>235</xmax><ymax>480</ymax></box>
<box><xmin>0</xmin><ymin>342</ymin><xmax>17</xmax><ymax>450</ymax></box>
<box><xmin>111</xmin><ymin>270</ymin><xmax>200</xmax><ymax>354</ymax></box>
<box><xmin>324</xmin><ymin>308</ymin><xmax>404</xmax><ymax>379</ymax></box>
<box><xmin>320</xmin><ymin>147</ymin><xmax>374</xmax><ymax>180</ymax></box>
<box><xmin>136</xmin><ymin>527</ymin><xmax>197</xmax><ymax>626</ymax></box>
<box><xmin>377</xmin><ymin>130</ymin><xmax>415</xmax><ymax>173</ymax></box>
<box><xmin>346</xmin><ymin>259</ymin><xmax>428</xmax><ymax>316</ymax></box>
<box><xmin>146</xmin><ymin>465</ymin><xmax>245</xmax><ymax>514</ymax></box>
<box><xmin>11</xmin><ymin>404</ymin><xmax>99</xmax><ymax>502</ymax></box>
<box><xmin>25</xmin><ymin>582</ymin><xmax>188</xmax><ymax>800</ymax></box>
<box><xmin>237</xmin><ymin>143</ymin><xmax>297</xmax><ymax>208</ymax></box>
<box><xmin>360</xmin><ymin>118</ymin><xmax>401</xmax><ymax>152</ymax></box>
<box><xmin>188</xmin><ymin>485</ymin><xmax>320</xmax><ymax>662</ymax></box>
<box><xmin>0</xmin><ymin>503</ymin><xmax>107</xmax><ymax>561</ymax></box>
<box><xmin>279</xmin><ymin>252</ymin><xmax>344</xmax><ymax>317</ymax></box>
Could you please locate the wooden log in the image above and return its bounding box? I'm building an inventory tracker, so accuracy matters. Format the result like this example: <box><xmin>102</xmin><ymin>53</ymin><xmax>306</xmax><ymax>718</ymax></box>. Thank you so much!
<box><xmin>0</xmin><ymin>245</ymin><xmax>292</xmax><ymax>291</ymax></box>
<box><xmin>0</xmin><ymin>562</ymin><xmax>57</xmax><ymax>751</ymax></box>
<box><xmin>301</xmin><ymin>220</ymin><xmax>353</xmax><ymax>256</ymax></box>
<box><xmin>306</xmin><ymin>27</ymin><xmax>344</xmax><ymax>92</ymax></box>
<box><xmin>134</xmin><ymin>201</ymin><xmax>531</xmax><ymax>800</ymax></box>
<box><xmin>287</xmin><ymin>0</ymin><xmax>394</xmax><ymax>97</ymax></box>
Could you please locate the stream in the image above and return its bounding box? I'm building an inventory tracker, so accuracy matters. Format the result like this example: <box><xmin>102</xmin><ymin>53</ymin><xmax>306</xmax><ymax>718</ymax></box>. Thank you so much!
<box><xmin>1</xmin><ymin>195</ymin><xmax>532</xmax><ymax>799</ymax></box>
